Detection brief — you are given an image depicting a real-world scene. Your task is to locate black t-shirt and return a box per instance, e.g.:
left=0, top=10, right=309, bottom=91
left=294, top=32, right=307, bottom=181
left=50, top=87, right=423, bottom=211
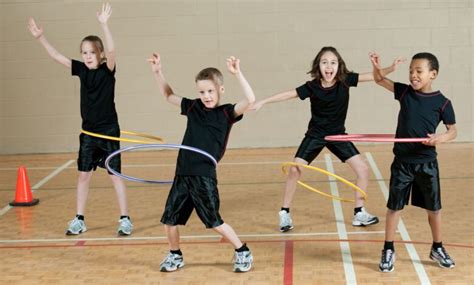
left=393, top=82, right=456, bottom=163
left=296, top=73, right=359, bottom=137
left=71, top=60, right=119, bottom=132
left=175, top=98, right=243, bottom=178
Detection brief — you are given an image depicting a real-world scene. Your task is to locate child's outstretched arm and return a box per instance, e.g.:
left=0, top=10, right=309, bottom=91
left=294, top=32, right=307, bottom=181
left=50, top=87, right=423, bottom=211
left=359, top=54, right=405, bottom=82
left=226, top=56, right=256, bottom=116
left=369, top=52, right=396, bottom=92
left=97, top=3, right=115, bottom=71
left=28, top=18, right=71, bottom=68
left=147, top=53, right=182, bottom=107
left=250, top=90, right=298, bottom=112
left=423, top=124, right=457, bottom=146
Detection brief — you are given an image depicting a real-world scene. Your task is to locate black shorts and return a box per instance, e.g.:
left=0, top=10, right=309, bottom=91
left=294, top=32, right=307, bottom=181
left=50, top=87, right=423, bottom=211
left=295, top=135, right=360, bottom=163
left=161, top=175, right=224, bottom=229
left=387, top=159, right=441, bottom=211
left=77, top=127, right=121, bottom=174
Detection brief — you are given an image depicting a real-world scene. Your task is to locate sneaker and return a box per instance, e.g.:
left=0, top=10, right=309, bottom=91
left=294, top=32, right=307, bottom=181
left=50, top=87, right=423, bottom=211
left=379, top=249, right=395, bottom=273
left=352, top=207, right=379, bottom=226
left=65, top=217, right=87, bottom=235
left=160, top=252, right=185, bottom=272
left=233, top=250, right=253, bottom=272
left=279, top=210, right=294, bottom=232
left=117, top=217, right=133, bottom=236
left=430, top=246, right=455, bottom=268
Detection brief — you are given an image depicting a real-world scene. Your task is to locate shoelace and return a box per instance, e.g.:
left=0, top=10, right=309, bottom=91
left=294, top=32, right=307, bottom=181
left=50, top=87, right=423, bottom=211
left=119, top=219, right=131, bottom=228
left=358, top=210, right=371, bottom=218
left=234, top=252, right=248, bottom=264
left=162, top=253, right=177, bottom=265
left=436, top=248, right=451, bottom=260
left=383, top=250, right=393, bottom=262
left=70, top=219, right=82, bottom=227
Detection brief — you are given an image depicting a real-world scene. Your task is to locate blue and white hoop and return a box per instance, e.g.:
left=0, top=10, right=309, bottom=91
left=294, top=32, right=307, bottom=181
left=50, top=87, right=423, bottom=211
left=105, top=143, right=218, bottom=184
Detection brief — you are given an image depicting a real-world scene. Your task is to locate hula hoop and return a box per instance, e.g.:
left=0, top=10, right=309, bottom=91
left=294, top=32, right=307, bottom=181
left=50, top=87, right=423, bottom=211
left=281, top=162, right=367, bottom=203
left=81, top=129, right=165, bottom=144
left=325, top=134, right=428, bottom=143
left=105, top=144, right=218, bottom=184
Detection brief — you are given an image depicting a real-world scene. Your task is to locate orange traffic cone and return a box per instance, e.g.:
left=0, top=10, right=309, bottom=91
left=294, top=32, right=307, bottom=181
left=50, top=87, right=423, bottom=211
left=9, top=166, right=39, bottom=206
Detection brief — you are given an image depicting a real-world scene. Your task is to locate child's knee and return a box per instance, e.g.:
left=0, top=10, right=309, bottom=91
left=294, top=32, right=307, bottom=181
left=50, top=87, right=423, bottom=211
left=356, top=163, right=369, bottom=178
left=77, top=172, right=92, bottom=183
left=288, top=166, right=301, bottom=177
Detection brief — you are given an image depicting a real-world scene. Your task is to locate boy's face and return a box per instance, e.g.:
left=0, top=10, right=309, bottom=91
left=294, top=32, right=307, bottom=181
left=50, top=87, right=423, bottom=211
left=81, top=41, right=102, bottom=69
left=319, top=51, right=339, bottom=83
left=409, top=58, right=437, bottom=91
left=196, top=79, right=223, bottom=108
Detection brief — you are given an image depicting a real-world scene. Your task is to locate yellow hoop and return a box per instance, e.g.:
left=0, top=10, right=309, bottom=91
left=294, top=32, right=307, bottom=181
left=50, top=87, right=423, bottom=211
left=281, top=162, right=367, bottom=203
left=81, top=129, right=165, bottom=144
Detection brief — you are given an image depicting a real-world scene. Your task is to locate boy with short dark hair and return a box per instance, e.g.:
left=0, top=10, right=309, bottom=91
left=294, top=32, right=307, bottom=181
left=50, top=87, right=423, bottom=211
left=370, top=52, right=457, bottom=273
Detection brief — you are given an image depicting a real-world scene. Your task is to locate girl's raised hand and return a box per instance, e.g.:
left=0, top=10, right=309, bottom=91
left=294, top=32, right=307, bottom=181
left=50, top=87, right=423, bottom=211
left=28, top=18, right=43, bottom=39
left=226, top=56, right=241, bottom=75
left=147, top=53, right=162, bottom=73
left=369, top=51, right=381, bottom=68
left=97, top=3, right=112, bottom=24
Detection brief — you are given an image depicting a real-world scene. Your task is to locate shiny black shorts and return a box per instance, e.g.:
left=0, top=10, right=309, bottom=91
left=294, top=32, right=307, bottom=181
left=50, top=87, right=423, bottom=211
left=77, top=128, right=121, bottom=174
left=387, top=159, right=441, bottom=211
left=295, top=135, right=360, bottom=163
left=161, top=175, right=224, bottom=229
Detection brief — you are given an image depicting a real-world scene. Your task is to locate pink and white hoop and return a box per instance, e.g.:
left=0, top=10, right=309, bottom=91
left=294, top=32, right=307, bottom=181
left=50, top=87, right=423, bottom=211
left=325, top=134, right=429, bottom=143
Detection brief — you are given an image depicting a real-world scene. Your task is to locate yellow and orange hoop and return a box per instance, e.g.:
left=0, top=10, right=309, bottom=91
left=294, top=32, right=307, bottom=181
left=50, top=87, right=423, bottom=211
left=81, top=129, right=164, bottom=144
left=281, top=162, right=367, bottom=203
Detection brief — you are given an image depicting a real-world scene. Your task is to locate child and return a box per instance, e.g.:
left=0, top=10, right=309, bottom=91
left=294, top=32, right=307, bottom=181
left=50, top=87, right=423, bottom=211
left=252, top=46, right=402, bottom=232
left=148, top=53, right=255, bottom=272
left=28, top=3, right=133, bottom=236
left=370, top=52, right=457, bottom=272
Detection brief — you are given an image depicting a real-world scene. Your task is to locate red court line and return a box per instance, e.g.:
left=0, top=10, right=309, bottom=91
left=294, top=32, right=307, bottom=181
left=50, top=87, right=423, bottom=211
left=283, top=240, right=293, bottom=285
left=1, top=238, right=472, bottom=250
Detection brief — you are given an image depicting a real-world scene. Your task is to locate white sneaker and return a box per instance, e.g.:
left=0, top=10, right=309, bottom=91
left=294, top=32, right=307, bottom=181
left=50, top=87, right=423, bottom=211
left=279, top=210, right=294, bottom=232
left=66, top=217, right=87, bottom=235
left=430, top=246, right=455, bottom=268
left=117, top=217, right=133, bottom=236
left=379, top=249, right=395, bottom=272
left=233, top=250, right=253, bottom=272
left=160, top=252, right=185, bottom=272
left=352, top=207, right=379, bottom=226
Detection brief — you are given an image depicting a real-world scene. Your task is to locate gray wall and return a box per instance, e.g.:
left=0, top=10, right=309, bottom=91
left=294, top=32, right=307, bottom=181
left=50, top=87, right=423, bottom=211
left=1, top=0, right=473, bottom=154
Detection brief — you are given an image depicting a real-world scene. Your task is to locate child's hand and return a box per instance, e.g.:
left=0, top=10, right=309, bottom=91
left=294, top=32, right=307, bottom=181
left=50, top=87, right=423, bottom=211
left=97, top=3, right=112, bottom=24
left=28, top=18, right=44, bottom=39
left=422, top=133, right=442, bottom=146
left=226, top=56, right=241, bottom=75
left=391, top=56, right=406, bottom=70
left=147, top=53, right=162, bottom=73
left=369, top=51, right=381, bottom=69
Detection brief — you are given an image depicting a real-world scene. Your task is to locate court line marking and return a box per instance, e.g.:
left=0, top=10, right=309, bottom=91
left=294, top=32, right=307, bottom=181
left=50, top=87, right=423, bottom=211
left=365, top=153, right=431, bottom=285
left=326, top=154, right=357, bottom=285
left=1, top=237, right=472, bottom=250
left=0, top=160, right=75, bottom=218
left=284, top=240, right=293, bottom=285
left=0, top=230, right=388, bottom=244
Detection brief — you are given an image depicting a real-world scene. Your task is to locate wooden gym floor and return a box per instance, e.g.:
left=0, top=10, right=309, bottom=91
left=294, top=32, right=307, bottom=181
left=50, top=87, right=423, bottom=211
left=0, top=143, right=473, bottom=284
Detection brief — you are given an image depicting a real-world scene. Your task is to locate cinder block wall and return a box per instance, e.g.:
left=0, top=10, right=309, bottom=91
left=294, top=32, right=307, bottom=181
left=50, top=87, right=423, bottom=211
left=1, top=0, right=472, bottom=154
